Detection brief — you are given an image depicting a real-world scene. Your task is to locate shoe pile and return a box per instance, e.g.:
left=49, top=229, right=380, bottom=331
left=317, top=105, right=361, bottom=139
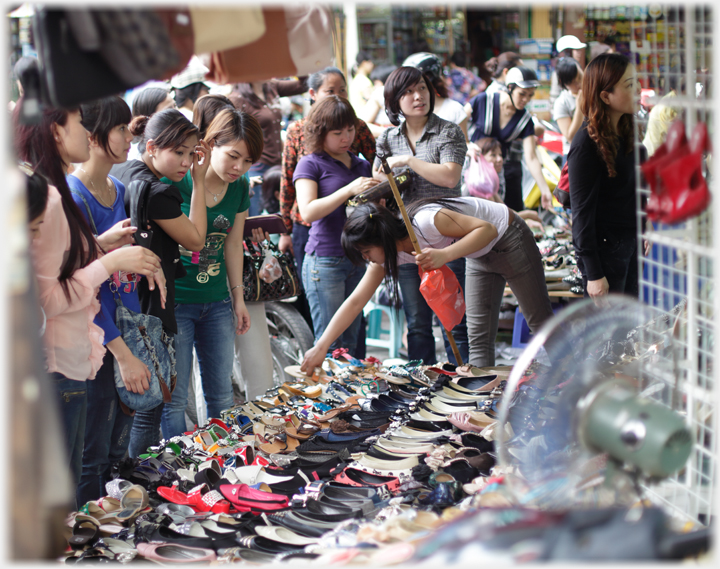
left=63, top=355, right=522, bottom=564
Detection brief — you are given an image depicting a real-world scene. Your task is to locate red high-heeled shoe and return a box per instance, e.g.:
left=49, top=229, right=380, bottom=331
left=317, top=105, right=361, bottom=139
left=657, top=122, right=711, bottom=224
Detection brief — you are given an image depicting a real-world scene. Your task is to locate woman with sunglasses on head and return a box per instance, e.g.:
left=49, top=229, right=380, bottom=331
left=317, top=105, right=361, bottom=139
left=160, top=108, right=265, bottom=438
left=466, top=66, right=553, bottom=213
left=568, top=53, right=643, bottom=304
left=68, top=96, right=162, bottom=505
left=111, top=108, right=211, bottom=456
left=372, top=65, right=469, bottom=366
left=14, top=103, right=162, bottom=506
left=299, top=198, right=553, bottom=372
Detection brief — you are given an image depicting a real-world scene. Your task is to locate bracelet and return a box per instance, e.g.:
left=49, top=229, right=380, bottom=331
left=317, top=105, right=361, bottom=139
left=230, top=285, right=242, bottom=292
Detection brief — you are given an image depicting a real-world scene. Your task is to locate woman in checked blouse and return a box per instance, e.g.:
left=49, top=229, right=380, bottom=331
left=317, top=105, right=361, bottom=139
left=372, top=66, right=469, bottom=366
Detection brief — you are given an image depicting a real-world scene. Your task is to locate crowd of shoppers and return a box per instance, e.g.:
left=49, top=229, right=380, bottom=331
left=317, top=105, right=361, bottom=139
left=14, top=34, right=648, bottom=508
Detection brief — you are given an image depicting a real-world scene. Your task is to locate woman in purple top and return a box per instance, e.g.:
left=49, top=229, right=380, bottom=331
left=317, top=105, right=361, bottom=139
left=294, top=96, right=379, bottom=350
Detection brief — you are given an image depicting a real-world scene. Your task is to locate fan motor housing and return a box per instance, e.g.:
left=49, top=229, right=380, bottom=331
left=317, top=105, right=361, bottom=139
left=578, top=380, right=693, bottom=478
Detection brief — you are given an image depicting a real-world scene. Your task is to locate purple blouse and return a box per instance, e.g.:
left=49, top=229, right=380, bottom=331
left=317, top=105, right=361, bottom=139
left=293, top=151, right=372, bottom=256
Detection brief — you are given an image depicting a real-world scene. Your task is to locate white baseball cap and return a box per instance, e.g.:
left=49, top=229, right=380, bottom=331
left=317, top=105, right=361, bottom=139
left=556, top=35, right=587, bottom=53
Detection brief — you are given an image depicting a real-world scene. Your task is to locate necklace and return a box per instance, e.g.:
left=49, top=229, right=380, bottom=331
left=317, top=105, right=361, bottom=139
left=206, top=183, right=228, bottom=203
left=77, top=167, right=115, bottom=210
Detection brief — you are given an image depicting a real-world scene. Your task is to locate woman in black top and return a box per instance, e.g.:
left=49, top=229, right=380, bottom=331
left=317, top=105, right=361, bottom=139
left=567, top=53, right=642, bottom=303
left=111, top=108, right=210, bottom=456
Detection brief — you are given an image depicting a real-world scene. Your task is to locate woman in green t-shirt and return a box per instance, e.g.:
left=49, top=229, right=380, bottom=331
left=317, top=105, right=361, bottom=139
left=161, top=108, right=264, bottom=438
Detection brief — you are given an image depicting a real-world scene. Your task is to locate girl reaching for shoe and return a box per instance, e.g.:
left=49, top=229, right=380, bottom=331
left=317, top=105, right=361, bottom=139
left=14, top=102, right=162, bottom=506
left=300, top=198, right=554, bottom=371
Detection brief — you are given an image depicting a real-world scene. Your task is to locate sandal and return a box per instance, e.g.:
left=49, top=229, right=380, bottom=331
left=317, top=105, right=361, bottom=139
left=68, top=518, right=100, bottom=550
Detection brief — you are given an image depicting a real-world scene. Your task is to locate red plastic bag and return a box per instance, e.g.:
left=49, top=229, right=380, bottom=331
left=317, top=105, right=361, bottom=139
left=465, top=153, right=499, bottom=199
left=418, top=265, right=466, bottom=331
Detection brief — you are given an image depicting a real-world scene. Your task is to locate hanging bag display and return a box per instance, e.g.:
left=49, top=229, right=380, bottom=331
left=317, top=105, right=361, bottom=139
left=242, top=238, right=302, bottom=302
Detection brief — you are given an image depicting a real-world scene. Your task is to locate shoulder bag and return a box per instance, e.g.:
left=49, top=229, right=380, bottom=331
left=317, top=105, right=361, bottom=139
left=74, top=184, right=176, bottom=412
left=243, top=238, right=302, bottom=302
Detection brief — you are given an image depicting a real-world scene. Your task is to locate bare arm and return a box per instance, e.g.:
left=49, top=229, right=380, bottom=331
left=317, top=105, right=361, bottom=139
left=414, top=208, right=498, bottom=271
left=523, top=136, right=553, bottom=210
left=296, top=177, right=379, bottom=223
left=225, top=210, right=251, bottom=335
left=373, top=156, right=463, bottom=189
left=300, top=263, right=386, bottom=371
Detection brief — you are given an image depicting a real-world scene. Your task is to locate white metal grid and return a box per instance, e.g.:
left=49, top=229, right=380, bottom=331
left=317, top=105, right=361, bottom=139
left=631, top=4, right=715, bottom=527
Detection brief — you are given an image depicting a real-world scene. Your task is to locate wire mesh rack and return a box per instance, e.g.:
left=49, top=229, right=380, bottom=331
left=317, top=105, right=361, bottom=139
left=631, top=3, right=715, bottom=528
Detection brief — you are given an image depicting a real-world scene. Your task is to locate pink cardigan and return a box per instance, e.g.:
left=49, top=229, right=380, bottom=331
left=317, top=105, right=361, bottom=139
left=32, top=185, right=109, bottom=381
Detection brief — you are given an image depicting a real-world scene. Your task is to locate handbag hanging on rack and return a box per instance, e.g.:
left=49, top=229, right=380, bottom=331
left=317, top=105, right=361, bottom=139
left=242, top=238, right=302, bottom=302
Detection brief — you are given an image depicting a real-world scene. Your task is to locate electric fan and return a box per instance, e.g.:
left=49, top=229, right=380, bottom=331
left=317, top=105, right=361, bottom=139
left=495, top=295, right=693, bottom=510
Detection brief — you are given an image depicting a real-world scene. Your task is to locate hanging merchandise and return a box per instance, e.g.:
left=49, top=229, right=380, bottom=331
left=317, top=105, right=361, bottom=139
left=189, top=6, right=266, bottom=54
left=32, top=8, right=186, bottom=108
left=154, top=8, right=195, bottom=80
left=205, top=6, right=334, bottom=85
left=642, top=120, right=712, bottom=224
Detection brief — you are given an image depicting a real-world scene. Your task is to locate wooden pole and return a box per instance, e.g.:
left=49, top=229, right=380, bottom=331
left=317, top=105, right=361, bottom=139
left=377, top=154, right=464, bottom=366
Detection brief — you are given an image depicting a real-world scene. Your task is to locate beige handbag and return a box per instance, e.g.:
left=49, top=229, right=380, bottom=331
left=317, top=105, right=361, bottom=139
left=189, top=6, right=266, bottom=54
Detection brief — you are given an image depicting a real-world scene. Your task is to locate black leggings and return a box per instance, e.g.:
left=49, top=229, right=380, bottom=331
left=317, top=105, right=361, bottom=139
left=503, top=160, right=524, bottom=212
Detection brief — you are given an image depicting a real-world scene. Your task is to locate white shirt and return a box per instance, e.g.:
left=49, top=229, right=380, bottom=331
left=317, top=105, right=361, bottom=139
left=552, top=90, right=578, bottom=155
left=397, top=197, right=510, bottom=264
left=434, top=98, right=467, bottom=126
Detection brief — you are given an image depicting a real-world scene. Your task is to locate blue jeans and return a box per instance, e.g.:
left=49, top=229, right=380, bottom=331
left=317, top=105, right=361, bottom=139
left=161, top=298, right=236, bottom=438
left=248, top=162, right=272, bottom=217
left=49, top=372, right=87, bottom=507
left=76, top=350, right=134, bottom=506
left=398, top=258, right=469, bottom=365
left=291, top=224, right=311, bottom=289
left=128, top=403, right=164, bottom=458
left=302, top=253, right=364, bottom=351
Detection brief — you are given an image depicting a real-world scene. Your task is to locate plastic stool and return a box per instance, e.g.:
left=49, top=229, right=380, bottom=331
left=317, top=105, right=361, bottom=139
left=511, top=304, right=561, bottom=348
left=363, top=300, right=404, bottom=359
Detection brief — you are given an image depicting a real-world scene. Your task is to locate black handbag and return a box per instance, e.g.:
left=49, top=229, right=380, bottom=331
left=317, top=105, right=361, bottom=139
left=32, top=8, right=179, bottom=108
left=242, top=239, right=302, bottom=302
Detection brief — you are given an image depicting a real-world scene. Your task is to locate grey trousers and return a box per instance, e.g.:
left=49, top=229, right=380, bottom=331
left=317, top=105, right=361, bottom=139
left=465, top=213, right=554, bottom=366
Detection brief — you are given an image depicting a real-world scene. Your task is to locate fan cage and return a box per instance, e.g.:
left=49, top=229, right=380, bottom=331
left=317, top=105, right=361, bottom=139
left=632, top=4, right=715, bottom=528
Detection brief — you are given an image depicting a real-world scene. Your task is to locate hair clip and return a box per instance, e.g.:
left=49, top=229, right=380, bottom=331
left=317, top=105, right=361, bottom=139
left=18, top=161, right=34, bottom=176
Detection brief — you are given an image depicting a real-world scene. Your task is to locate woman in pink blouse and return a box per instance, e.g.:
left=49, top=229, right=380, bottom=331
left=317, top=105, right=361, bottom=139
left=14, top=102, right=161, bottom=505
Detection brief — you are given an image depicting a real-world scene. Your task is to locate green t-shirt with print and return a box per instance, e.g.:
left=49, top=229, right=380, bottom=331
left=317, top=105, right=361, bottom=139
left=164, top=171, right=250, bottom=304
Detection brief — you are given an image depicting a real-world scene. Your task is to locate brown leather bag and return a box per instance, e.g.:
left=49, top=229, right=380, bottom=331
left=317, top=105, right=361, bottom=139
left=155, top=8, right=195, bottom=80
left=206, top=8, right=295, bottom=84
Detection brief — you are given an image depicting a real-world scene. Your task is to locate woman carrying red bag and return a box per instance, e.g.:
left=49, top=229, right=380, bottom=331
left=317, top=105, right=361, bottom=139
left=300, top=197, right=553, bottom=370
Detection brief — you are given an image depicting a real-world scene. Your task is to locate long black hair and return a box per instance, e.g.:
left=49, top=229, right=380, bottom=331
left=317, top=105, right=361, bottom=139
left=13, top=102, right=101, bottom=300
left=132, top=87, right=170, bottom=118
left=342, top=198, right=465, bottom=305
